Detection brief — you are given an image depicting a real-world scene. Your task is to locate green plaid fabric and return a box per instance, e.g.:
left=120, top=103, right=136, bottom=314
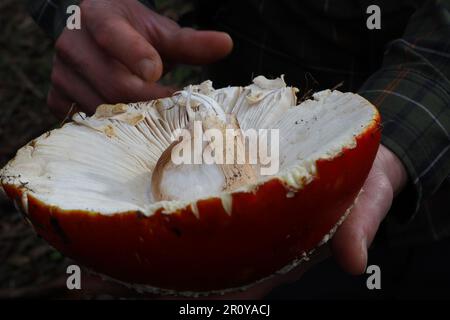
left=27, top=0, right=450, bottom=244
left=357, top=0, right=450, bottom=243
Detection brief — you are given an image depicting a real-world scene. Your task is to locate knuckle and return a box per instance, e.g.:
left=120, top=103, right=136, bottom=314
left=377, top=174, right=393, bottom=193
left=93, top=20, right=115, bottom=49
left=80, top=0, right=106, bottom=18
left=50, top=68, right=64, bottom=90
left=79, top=0, right=101, bottom=21
left=103, top=75, right=139, bottom=103
left=101, top=84, right=123, bottom=103
left=128, top=34, right=146, bottom=54
left=369, top=173, right=394, bottom=202
left=79, top=0, right=91, bottom=13
left=54, top=35, right=70, bottom=59
left=116, top=77, right=141, bottom=101
left=55, top=34, right=80, bottom=68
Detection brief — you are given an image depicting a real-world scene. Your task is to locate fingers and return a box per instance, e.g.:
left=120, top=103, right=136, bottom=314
left=48, top=0, right=231, bottom=119
left=51, top=56, right=104, bottom=114
left=48, top=69, right=173, bottom=120
left=145, top=82, right=178, bottom=98
left=141, top=6, right=233, bottom=65
left=331, top=168, right=394, bottom=275
left=47, top=87, right=75, bottom=120
left=54, top=29, right=173, bottom=107
left=55, top=28, right=141, bottom=103
left=87, top=18, right=163, bottom=82
left=376, top=145, right=409, bottom=195
left=158, top=28, right=233, bottom=65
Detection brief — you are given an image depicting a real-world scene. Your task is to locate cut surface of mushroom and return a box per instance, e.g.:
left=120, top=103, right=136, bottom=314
left=151, top=89, right=257, bottom=202
left=0, top=76, right=378, bottom=216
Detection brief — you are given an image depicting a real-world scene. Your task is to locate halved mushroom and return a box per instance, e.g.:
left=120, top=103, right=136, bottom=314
left=0, top=76, right=380, bottom=295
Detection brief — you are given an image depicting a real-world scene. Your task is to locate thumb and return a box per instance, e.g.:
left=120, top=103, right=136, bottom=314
left=158, top=28, right=233, bottom=65
left=331, top=171, right=393, bottom=275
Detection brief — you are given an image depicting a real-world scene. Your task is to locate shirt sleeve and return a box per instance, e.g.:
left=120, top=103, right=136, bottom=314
left=26, top=0, right=155, bottom=40
left=358, top=0, right=450, bottom=228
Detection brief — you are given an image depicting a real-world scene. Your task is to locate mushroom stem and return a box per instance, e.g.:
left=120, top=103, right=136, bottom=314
left=151, top=138, right=183, bottom=202
left=151, top=92, right=257, bottom=202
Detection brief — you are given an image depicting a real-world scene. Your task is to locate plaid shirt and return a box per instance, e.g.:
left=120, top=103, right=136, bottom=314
left=28, top=0, right=450, bottom=245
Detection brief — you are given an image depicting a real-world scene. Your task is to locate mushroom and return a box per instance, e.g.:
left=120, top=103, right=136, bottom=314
left=0, top=76, right=380, bottom=296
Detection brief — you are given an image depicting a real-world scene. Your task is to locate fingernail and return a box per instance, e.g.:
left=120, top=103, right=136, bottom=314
left=138, top=59, right=155, bottom=82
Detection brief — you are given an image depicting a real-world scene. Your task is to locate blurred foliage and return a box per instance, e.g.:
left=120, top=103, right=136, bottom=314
left=0, top=0, right=56, bottom=167
left=0, top=1, right=68, bottom=298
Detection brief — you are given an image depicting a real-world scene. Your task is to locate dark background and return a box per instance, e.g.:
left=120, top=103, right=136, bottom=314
left=0, top=0, right=65, bottom=299
left=0, top=0, right=199, bottom=299
left=1, top=0, right=449, bottom=299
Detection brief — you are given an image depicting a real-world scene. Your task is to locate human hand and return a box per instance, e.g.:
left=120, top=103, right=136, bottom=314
left=222, top=144, right=408, bottom=298
left=331, top=143, right=407, bottom=274
left=48, top=0, right=233, bottom=118
left=63, top=145, right=408, bottom=299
